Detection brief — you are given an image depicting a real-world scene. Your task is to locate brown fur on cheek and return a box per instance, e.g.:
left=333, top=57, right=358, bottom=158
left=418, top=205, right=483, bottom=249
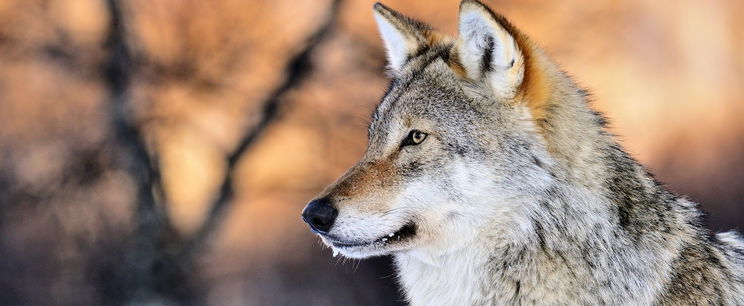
left=321, top=156, right=403, bottom=213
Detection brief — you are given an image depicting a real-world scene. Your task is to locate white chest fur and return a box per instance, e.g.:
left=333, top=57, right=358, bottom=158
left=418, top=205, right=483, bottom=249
left=394, top=248, right=497, bottom=306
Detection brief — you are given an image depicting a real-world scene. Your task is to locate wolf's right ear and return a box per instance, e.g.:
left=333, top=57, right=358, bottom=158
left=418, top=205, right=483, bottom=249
left=457, top=0, right=525, bottom=99
left=373, top=2, right=430, bottom=74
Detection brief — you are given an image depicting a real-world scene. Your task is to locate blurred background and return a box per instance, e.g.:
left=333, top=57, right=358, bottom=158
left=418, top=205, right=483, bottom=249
left=0, top=0, right=742, bottom=305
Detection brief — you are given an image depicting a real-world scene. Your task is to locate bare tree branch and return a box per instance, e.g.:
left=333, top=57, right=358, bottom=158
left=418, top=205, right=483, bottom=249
left=102, top=0, right=178, bottom=303
left=100, top=0, right=342, bottom=302
left=177, top=0, right=343, bottom=261
left=103, top=0, right=168, bottom=233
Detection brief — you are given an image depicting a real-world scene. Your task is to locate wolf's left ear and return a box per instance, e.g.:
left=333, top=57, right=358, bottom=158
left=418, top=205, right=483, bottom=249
left=373, top=2, right=431, bottom=74
left=457, top=0, right=524, bottom=99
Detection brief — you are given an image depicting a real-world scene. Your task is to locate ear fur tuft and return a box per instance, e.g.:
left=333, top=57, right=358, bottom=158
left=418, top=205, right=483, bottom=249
left=372, top=2, right=431, bottom=74
left=457, top=0, right=525, bottom=99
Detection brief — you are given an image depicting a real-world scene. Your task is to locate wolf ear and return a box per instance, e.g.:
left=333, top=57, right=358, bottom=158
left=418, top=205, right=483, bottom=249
left=373, top=2, right=430, bottom=74
left=457, top=0, right=524, bottom=99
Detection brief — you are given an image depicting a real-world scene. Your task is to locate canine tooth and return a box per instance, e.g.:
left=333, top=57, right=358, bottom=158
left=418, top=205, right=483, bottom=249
left=382, top=238, right=388, bottom=242
left=332, top=249, right=339, bottom=257
left=388, top=233, right=394, bottom=237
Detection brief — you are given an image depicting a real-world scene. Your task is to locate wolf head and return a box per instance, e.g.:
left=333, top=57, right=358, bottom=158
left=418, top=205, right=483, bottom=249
left=303, top=0, right=564, bottom=259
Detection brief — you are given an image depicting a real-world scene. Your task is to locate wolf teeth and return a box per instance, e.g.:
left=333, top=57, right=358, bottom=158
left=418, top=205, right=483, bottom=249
left=388, top=233, right=395, bottom=237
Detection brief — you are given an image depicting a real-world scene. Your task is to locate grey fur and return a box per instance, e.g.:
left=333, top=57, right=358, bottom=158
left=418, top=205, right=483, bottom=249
left=303, top=1, right=744, bottom=304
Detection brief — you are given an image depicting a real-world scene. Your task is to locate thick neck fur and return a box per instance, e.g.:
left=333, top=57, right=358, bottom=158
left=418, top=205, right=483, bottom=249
left=394, top=51, right=743, bottom=305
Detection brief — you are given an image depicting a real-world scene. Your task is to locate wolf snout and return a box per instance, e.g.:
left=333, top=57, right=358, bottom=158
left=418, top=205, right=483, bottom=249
left=301, top=197, right=338, bottom=234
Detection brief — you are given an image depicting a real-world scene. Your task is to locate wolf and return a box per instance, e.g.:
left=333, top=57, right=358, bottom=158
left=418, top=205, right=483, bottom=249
left=301, top=0, right=744, bottom=304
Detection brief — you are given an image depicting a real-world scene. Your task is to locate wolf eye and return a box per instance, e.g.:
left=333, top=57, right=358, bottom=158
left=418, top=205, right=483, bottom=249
left=401, top=130, right=427, bottom=147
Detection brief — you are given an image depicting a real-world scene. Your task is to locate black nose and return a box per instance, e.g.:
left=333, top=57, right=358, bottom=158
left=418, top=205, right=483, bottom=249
left=302, top=197, right=337, bottom=234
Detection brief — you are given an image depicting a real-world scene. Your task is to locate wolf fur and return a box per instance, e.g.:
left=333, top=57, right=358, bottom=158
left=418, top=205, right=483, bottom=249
left=302, top=0, right=744, bottom=304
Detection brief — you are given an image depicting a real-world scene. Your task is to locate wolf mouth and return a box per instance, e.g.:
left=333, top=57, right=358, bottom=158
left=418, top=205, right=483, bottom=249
left=330, top=222, right=417, bottom=249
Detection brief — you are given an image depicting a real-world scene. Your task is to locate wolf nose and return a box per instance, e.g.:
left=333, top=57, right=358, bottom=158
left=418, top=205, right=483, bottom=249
left=302, top=197, right=338, bottom=234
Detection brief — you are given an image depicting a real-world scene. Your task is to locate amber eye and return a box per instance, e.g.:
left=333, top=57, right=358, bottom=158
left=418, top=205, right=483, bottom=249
left=401, top=130, right=428, bottom=147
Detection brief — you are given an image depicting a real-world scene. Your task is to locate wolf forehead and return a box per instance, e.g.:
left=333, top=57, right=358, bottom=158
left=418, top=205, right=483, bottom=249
left=367, top=46, right=484, bottom=140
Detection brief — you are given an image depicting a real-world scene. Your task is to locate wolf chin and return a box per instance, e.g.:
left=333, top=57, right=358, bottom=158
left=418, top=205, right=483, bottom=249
left=301, top=0, right=744, bottom=304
